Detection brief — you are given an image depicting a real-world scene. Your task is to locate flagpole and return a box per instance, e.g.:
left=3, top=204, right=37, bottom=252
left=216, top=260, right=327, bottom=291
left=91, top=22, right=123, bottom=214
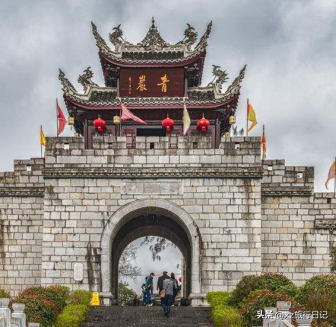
left=40, top=125, right=42, bottom=158
left=334, top=156, right=336, bottom=194
left=246, top=98, right=249, bottom=137
left=56, top=98, right=58, bottom=137
left=119, top=97, right=122, bottom=137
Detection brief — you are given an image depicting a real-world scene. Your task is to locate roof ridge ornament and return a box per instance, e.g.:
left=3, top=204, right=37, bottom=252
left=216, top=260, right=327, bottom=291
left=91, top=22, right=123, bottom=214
left=91, top=21, right=111, bottom=53
left=223, top=65, right=247, bottom=96
left=208, top=65, right=229, bottom=92
left=175, top=23, right=198, bottom=50
left=195, top=21, right=212, bottom=50
left=58, top=69, right=77, bottom=94
left=138, top=17, right=169, bottom=51
left=78, top=67, right=99, bottom=92
left=109, top=24, right=125, bottom=48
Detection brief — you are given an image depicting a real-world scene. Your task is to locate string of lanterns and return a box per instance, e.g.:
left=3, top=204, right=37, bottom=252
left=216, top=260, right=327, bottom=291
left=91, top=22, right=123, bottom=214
left=84, top=113, right=236, bottom=134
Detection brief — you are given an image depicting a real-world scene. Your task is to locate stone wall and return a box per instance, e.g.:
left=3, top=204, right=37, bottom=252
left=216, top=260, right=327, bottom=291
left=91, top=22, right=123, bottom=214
left=261, top=159, right=336, bottom=285
left=41, top=136, right=262, bottom=297
left=0, top=136, right=335, bottom=298
left=0, top=159, right=44, bottom=295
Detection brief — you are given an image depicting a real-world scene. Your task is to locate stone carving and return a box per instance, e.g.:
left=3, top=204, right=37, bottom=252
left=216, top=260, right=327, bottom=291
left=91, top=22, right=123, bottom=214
left=58, top=69, right=77, bottom=94
left=138, top=17, right=168, bottom=51
left=91, top=21, right=110, bottom=53
left=195, top=21, right=212, bottom=50
left=177, top=23, right=198, bottom=50
left=78, top=67, right=98, bottom=92
left=223, top=65, right=246, bottom=96
left=208, top=65, right=229, bottom=91
left=109, top=24, right=124, bottom=46
left=121, top=182, right=183, bottom=195
left=0, top=187, right=45, bottom=197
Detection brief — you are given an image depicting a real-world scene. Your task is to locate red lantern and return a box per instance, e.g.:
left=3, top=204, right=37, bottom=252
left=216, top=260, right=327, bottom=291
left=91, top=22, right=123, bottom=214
left=162, top=115, right=174, bottom=133
left=197, top=115, right=210, bottom=132
left=93, top=116, right=106, bottom=133
left=179, top=277, right=182, bottom=283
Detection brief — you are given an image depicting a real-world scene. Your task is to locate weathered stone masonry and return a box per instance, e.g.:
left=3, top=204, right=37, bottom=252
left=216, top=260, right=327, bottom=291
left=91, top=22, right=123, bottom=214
left=0, top=136, right=335, bottom=304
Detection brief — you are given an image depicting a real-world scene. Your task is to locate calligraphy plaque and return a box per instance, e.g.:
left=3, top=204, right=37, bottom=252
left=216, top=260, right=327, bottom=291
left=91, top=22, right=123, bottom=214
left=119, top=68, right=185, bottom=97
left=121, top=182, right=183, bottom=195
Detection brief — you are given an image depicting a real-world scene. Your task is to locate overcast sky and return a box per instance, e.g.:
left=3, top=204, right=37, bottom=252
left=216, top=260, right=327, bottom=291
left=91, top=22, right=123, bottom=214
left=1, top=0, right=336, bottom=191
left=120, top=238, right=182, bottom=294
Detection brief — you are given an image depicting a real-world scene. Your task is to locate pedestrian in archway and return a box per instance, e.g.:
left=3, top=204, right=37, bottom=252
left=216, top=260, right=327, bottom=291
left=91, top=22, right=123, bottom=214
left=170, top=272, right=180, bottom=304
left=142, top=272, right=155, bottom=306
left=161, top=274, right=174, bottom=317
left=157, top=271, right=169, bottom=305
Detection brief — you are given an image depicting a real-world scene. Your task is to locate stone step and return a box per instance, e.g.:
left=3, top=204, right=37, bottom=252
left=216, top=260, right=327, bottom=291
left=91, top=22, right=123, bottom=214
left=82, top=306, right=213, bottom=327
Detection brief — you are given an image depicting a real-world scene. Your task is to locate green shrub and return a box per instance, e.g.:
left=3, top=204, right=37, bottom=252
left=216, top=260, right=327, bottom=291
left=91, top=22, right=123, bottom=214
left=240, top=290, right=304, bottom=327
left=0, top=289, right=10, bottom=298
left=206, top=292, right=243, bottom=327
left=12, top=294, right=58, bottom=327
left=297, top=275, right=336, bottom=327
left=67, top=290, right=91, bottom=306
left=231, top=273, right=295, bottom=307
left=212, top=305, right=243, bottom=327
left=19, top=286, right=69, bottom=314
left=206, top=291, right=231, bottom=307
left=231, top=275, right=268, bottom=306
left=55, top=304, right=89, bottom=327
left=118, top=282, right=137, bottom=305
left=48, top=285, right=70, bottom=300
left=262, top=273, right=295, bottom=292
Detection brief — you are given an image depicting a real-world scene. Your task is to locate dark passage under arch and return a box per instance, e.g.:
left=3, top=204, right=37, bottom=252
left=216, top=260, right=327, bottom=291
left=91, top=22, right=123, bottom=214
left=111, top=214, right=192, bottom=302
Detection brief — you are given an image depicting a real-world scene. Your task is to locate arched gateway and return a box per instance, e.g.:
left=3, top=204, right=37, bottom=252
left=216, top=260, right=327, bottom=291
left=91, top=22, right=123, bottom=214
left=100, top=199, right=202, bottom=305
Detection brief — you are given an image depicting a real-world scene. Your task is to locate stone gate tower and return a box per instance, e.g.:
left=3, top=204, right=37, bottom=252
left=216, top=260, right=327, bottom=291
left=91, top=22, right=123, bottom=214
left=0, top=19, right=335, bottom=306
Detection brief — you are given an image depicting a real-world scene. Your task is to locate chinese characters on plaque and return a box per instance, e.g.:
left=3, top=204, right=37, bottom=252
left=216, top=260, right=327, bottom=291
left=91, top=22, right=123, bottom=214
left=120, top=68, right=184, bottom=97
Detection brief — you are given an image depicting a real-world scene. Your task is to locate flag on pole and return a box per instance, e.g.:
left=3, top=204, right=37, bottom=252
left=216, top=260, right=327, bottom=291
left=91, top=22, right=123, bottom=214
left=182, top=102, right=190, bottom=135
left=261, top=124, right=266, bottom=159
left=57, top=99, right=67, bottom=136
left=247, top=100, right=258, bottom=132
left=40, top=125, right=46, bottom=146
left=120, top=103, right=147, bottom=124
left=325, top=161, right=336, bottom=190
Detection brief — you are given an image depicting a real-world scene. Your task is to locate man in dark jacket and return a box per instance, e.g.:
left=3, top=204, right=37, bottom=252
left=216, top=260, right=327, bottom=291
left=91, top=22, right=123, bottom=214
left=157, top=271, right=169, bottom=291
left=142, top=272, right=155, bottom=305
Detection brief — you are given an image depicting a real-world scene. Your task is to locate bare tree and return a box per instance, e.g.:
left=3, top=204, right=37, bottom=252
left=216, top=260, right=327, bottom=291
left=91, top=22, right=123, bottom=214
left=118, top=243, right=141, bottom=280
left=140, top=236, right=176, bottom=261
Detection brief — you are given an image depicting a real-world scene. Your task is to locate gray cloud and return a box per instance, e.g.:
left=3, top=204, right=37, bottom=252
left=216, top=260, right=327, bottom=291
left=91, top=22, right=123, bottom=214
left=1, top=0, right=336, bottom=193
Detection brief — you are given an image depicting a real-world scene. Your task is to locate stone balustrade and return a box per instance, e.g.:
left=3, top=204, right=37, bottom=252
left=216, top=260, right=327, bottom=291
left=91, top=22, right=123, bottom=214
left=0, top=299, right=39, bottom=327
left=259, top=301, right=313, bottom=327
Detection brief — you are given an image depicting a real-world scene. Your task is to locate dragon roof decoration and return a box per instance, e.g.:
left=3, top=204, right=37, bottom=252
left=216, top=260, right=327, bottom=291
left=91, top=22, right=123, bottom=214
left=91, top=18, right=212, bottom=63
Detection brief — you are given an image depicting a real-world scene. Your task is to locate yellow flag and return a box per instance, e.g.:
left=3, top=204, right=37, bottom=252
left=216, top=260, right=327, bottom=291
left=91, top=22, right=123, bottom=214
left=247, top=101, right=257, bottom=132
left=40, top=125, right=46, bottom=146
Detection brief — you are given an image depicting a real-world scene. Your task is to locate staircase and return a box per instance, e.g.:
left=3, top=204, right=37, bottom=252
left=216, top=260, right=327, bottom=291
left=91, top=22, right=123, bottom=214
left=82, top=306, right=213, bottom=327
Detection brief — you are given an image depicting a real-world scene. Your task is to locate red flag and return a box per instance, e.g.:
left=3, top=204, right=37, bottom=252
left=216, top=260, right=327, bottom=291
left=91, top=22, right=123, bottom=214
left=57, top=99, right=67, bottom=136
left=120, top=103, right=147, bottom=125
left=261, top=124, right=266, bottom=159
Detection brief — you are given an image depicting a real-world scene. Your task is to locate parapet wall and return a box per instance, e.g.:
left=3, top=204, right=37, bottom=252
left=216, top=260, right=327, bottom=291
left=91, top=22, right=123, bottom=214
left=0, top=136, right=335, bottom=295
left=44, top=135, right=261, bottom=168
left=0, top=158, right=44, bottom=294
left=260, top=159, right=336, bottom=284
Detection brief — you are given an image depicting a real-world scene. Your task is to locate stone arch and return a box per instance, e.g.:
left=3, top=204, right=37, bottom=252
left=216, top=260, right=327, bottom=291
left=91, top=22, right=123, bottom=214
left=100, top=199, right=201, bottom=305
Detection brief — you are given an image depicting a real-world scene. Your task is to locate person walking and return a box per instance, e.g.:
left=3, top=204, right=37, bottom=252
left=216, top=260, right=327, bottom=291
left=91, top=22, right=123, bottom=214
left=157, top=271, right=169, bottom=306
left=161, top=274, right=174, bottom=317
left=157, top=271, right=169, bottom=292
left=170, top=272, right=180, bottom=304
left=142, top=272, right=155, bottom=306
